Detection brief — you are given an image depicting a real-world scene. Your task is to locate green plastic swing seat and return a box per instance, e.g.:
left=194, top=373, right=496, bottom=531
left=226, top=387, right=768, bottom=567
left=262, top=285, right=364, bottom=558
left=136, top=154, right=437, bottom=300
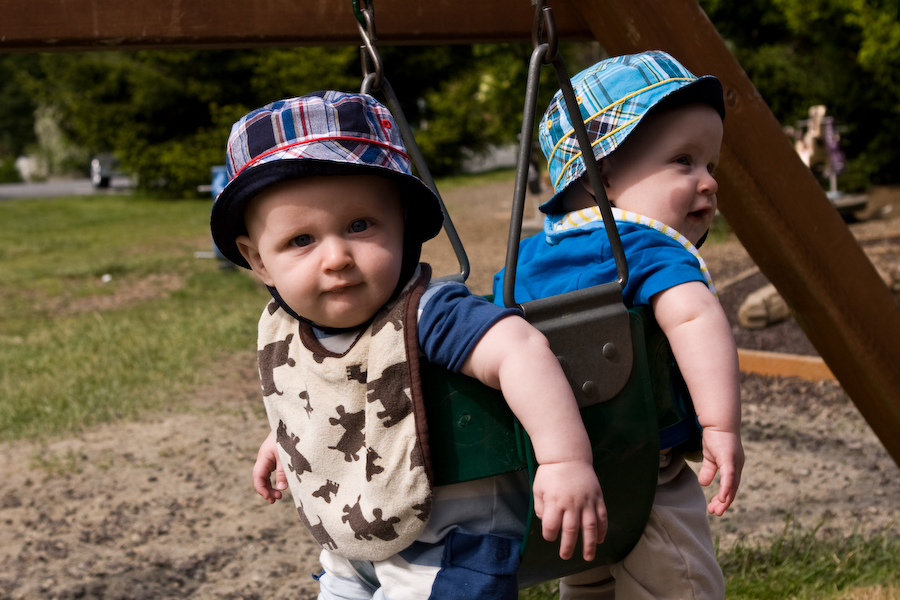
left=422, top=304, right=698, bottom=588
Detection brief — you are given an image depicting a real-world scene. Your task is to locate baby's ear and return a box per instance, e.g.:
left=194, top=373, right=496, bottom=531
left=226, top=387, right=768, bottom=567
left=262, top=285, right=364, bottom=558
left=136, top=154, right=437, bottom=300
left=236, top=235, right=274, bottom=286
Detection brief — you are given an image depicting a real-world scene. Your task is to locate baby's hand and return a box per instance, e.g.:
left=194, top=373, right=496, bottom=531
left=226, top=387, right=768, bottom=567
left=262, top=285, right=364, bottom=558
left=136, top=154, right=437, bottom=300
left=253, top=432, right=288, bottom=504
left=696, top=428, right=744, bottom=516
left=532, top=460, right=607, bottom=561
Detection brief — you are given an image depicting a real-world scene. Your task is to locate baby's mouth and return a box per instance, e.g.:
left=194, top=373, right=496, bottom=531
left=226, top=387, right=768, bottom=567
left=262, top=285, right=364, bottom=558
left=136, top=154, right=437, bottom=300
left=688, top=207, right=712, bottom=222
left=327, top=282, right=357, bottom=294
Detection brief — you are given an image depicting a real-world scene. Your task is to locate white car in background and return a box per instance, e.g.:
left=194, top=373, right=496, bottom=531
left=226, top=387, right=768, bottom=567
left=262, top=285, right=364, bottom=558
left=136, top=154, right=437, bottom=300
left=90, top=154, right=120, bottom=188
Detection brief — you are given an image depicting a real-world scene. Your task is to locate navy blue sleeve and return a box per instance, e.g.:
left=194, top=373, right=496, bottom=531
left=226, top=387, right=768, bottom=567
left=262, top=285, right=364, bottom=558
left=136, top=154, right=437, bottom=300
left=417, top=282, right=521, bottom=373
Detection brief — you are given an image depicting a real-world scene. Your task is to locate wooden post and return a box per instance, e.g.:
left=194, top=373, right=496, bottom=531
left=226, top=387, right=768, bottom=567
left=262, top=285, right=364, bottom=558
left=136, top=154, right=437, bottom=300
left=568, top=0, right=900, bottom=466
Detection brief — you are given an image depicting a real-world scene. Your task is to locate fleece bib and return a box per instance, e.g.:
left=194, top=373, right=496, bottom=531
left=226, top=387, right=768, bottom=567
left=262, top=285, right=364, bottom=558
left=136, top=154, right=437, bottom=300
left=256, top=265, right=434, bottom=561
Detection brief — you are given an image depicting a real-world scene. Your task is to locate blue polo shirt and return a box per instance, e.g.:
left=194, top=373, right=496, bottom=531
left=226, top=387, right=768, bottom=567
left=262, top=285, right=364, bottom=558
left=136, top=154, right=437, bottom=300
left=492, top=220, right=708, bottom=308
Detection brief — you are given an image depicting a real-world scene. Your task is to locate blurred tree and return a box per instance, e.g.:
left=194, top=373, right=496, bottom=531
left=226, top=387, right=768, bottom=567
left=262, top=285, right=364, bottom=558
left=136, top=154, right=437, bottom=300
left=20, top=50, right=261, bottom=194
left=378, top=42, right=593, bottom=175
left=384, top=44, right=534, bottom=175
left=12, top=41, right=593, bottom=194
left=6, top=5, right=899, bottom=194
left=0, top=54, right=40, bottom=181
left=701, top=0, right=900, bottom=190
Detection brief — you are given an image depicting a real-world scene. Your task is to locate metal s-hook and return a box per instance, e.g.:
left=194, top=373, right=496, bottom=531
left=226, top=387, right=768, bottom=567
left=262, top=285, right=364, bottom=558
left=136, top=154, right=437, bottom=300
left=355, top=0, right=384, bottom=93
left=531, top=1, right=558, bottom=64
left=359, top=36, right=384, bottom=93
left=351, top=0, right=376, bottom=39
left=530, top=0, right=546, bottom=48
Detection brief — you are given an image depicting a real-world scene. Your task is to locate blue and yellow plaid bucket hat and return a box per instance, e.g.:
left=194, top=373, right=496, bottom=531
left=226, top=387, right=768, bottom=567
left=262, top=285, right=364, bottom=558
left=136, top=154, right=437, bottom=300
left=538, top=51, right=724, bottom=213
left=211, top=91, right=444, bottom=268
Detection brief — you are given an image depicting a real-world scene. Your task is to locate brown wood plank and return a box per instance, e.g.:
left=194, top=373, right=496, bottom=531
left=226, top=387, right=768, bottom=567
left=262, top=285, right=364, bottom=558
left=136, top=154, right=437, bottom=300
left=738, top=350, right=836, bottom=382
left=0, top=0, right=591, bottom=52
left=569, top=0, right=900, bottom=466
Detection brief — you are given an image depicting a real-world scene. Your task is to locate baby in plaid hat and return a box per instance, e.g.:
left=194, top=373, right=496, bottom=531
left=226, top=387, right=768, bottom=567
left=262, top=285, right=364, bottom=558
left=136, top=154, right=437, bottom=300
left=494, top=51, right=744, bottom=599
left=211, top=91, right=605, bottom=599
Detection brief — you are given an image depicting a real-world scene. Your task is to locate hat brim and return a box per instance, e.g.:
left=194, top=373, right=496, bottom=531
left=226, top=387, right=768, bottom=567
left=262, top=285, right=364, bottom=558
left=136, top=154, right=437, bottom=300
left=539, top=75, right=724, bottom=215
left=210, top=159, right=444, bottom=268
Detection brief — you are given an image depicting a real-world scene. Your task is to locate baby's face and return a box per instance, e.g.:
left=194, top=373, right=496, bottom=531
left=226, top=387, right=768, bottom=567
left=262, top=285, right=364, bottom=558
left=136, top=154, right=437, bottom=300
left=599, top=103, right=723, bottom=246
left=239, top=175, right=405, bottom=329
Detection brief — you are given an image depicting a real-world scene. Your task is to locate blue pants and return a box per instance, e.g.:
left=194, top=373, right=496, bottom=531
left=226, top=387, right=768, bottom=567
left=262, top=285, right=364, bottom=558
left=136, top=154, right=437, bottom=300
left=317, top=531, right=520, bottom=600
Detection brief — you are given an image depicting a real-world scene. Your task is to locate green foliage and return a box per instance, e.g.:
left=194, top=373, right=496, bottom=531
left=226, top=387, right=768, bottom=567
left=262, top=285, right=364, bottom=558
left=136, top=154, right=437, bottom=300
left=6, top=41, right=600, bottom=194
left=519, top=581, right=559, bottom=599
left=701, top=0, right=900, bottom=190
left=4, top=6, right=900, bottom=193
left=516, top=518, right=900, bottom=599
left=18, top=50, right=263, bottom=195
left=0, top=157, right=22, bottom=183
left=250, top=46, right=361, bottom=99
left=414, top=45, right=529, bottom=174
left=0, top=54, right=39, bottom=159
left=0, top=194, right=268, bottom=440
left=721, top=518, right=900, bottom=599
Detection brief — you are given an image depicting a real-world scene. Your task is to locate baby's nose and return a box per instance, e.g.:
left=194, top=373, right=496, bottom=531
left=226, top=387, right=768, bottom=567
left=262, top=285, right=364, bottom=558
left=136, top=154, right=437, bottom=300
left=700, top=172, right=718, bottom=195
left=321, top=238, right=354, bottom=271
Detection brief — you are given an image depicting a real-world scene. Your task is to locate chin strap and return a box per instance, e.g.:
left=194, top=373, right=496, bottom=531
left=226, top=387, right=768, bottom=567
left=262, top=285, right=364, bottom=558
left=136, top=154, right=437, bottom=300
left=695, top=229, right=709, bottom=249
left=264, top=237, right=422, bottom=333
left=266, top=286, right=369, bottom=335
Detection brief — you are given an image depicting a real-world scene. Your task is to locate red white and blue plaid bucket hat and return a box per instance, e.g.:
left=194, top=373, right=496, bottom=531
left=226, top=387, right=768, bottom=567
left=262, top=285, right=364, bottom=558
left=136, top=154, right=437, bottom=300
left=538, top=51, right=725, bottom=214
left=211, top=91, right=444, bottom=268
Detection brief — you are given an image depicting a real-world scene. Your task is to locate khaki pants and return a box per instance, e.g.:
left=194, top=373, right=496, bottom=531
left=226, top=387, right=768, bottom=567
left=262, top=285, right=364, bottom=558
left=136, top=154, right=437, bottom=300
left=559, top=455, right=724, bottom=600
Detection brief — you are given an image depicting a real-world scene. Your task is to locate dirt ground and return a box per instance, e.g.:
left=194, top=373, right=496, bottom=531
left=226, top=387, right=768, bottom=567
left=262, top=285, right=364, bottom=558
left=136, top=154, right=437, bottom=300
left=2, top=182, right=900, bottom=599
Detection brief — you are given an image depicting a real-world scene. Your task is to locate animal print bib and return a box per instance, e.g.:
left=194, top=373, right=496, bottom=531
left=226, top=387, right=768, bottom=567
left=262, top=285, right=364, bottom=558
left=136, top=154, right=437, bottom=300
left=256, top=265, right=433, bottom=561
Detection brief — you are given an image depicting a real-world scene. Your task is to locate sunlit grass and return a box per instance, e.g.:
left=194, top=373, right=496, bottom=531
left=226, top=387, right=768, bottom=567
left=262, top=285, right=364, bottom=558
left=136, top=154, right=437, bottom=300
left=516, top=517, right=900, bottom=599
left=435, top=166, right=519, bottom=191
left=720, top=517, right=900, bottom=599
left=0, top=194, right=269, bottom=440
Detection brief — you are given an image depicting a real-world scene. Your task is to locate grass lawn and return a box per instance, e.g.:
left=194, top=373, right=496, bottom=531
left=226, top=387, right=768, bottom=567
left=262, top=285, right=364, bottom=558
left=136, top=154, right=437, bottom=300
left=0, top=193, right=269, bottom=441
left=1, top=186, right=897, bottom=598
left=520, top=517, right=900, bottom=599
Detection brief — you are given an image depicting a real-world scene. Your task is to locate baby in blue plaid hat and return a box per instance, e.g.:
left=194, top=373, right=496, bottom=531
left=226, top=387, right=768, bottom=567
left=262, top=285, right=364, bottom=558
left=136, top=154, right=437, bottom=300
left=494, top=51, right=744, bottom=600
left=210, top=91, right=606, bottom=599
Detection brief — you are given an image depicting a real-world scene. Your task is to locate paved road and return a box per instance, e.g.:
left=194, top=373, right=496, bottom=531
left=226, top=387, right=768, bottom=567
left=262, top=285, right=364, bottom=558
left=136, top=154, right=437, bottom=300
left=0, top=177, right=134, bottom=200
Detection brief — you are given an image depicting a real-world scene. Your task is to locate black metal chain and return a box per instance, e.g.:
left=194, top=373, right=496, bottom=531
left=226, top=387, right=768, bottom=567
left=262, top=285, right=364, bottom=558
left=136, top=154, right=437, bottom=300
left=353, top=1, right=470, bottom=283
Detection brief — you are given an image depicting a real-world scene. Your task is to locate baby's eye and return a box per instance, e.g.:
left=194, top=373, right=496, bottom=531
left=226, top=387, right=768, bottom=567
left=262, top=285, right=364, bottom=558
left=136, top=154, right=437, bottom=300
left=292, top=234, right=313, bottom=247
left=349, top=219, right=370, bottom=233
left=707, top=163, right=717, bottom=176
left=676, top=155, right=691, bottom=166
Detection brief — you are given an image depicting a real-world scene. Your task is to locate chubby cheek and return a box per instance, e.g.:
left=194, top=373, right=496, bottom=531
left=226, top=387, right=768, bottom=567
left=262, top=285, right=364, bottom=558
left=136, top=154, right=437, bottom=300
left=371, top=239, right=405, bottom=286
left=377, top=257, right=404, bottom=297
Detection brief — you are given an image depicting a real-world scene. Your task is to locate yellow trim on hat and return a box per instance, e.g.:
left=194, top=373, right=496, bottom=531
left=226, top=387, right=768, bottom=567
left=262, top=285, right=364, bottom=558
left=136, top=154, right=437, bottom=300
left=553, top=115, right=640, bottom=190
left=547, top=77, right=695, bottom=189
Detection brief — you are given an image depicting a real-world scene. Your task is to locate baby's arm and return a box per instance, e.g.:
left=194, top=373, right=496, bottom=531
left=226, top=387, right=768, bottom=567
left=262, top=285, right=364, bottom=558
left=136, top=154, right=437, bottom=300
left=252, top=431, right=288, bottom=504
left=461, top=315, right=607, bottom=561
left=651, top=281, right=744, bottom=516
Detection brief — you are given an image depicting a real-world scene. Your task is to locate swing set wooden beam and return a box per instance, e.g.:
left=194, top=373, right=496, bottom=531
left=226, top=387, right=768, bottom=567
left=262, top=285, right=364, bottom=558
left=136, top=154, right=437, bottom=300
left=3, top=0, right=899, bottom=467
left=0, top=0, right=593, bottom=52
